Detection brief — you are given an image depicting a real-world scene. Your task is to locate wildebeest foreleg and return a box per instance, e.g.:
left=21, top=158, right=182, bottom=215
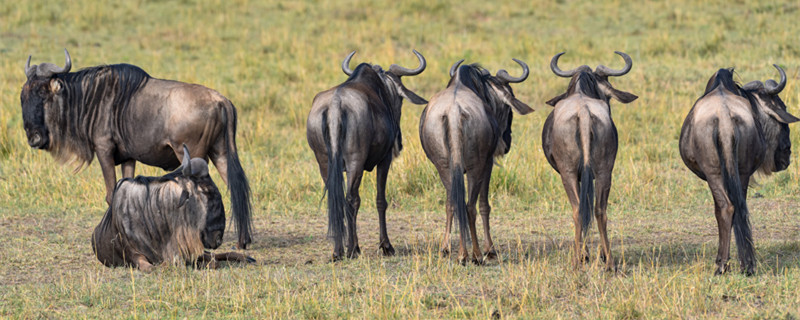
left=132, top=254, right=154, bottom=273
left=479, top=163, right=496, bottom=260
left=561, top=172, right=588, bottom=268
left=708, top=176, right=733, bottom=275
left=594, top=172, right=615, bottom=271
left=375, top=158, right=396, bottom=256
left=121, top=160, right=136, bottom=178
left=96, top=149, right=118, bottom=205
left=196, top=251, right=256, bottom=269
left=345, top=165, right=364, bottom=259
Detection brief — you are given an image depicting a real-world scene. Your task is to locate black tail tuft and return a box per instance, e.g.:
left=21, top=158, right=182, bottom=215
left=579, top=163, right=595, bottom=238
left=323, top=112, right=347, bottom=244
left=715, top=128, right=756, bottom=274
left=451, top=165, right=470, bottom=246
left=223, top=102, right=252, bottom=249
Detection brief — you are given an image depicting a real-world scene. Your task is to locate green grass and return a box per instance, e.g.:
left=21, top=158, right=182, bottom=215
left=2, top=0, right=800, bottom=318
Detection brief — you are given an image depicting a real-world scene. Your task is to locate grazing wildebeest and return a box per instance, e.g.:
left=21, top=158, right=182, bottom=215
left=92, top=146, right=255, bottom=272
left=542, top=51, right=638, bottom=270
left=307, top=50, right=428, bottom=260
left=20, top=49, right=252, bottom=249
left=679, top=65, right=797, bottom=276
left=419, top=59, right=533, bottom=264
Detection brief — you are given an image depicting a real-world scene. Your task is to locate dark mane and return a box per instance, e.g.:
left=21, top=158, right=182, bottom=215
left=702, top=68, right=759, bottom=112
left=571, top=71, right=605, bottom=101
left=50, top=64, right=151, bottom=167
left=451, top=64, right=501, bottom=108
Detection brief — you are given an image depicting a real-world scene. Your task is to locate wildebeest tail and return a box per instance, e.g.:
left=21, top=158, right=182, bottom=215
left=714, top=123, right=755, bottom=273
left=445, top=112, right=470, bottom=246
left=323, top=103, right=347, bottom=244
left=222, top=101, right=253, bottom=249
left=578, top=109, right=595, bottom=237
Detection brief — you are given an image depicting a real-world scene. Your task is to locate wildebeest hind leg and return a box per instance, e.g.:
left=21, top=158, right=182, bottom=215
left=345, top=165, right=364, bottom=258
left=208, top=147, right=229, bottom=185
left=466, top=170, right=482, bottom=264
left=436, top=166, right=454, bottom=257
left=594, top=172, right=615, bottom=271
left=375, top=158, right=395, bottom=256
left=708, top=176, right=733, bottom=275
left=479, top=163, right=496, bottom=260
left=560, top=173, right=586, bottom=268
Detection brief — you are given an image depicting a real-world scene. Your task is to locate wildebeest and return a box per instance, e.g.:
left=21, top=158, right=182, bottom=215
left=679, top=65, right=797, bottom=276
left=92, top=145, right=255, bottom=272
left=542, top=51, right=638, bottom=270
left=419, top=59, right=533, bottom=264
left=20, top=49, right=253, bottom=249
left=307, top=50, right=428, bottom=260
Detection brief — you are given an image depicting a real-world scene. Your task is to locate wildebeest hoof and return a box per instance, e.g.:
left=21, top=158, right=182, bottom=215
left=330, top=253, right=344, bottom=262
left=472, top=257, right=483, bottom=265
left=484, top=250, right=498, bottom=260
left=346, top=246, right=361, bottom=259
left=742, top=267, right=755, bottom=277
left=236, top=242, right=248, bottom=250
left=440, top=248, right=450, bottom=257
left=245, top=256, right=257, bottom=263
left=379, top=244, right=395, bottom=256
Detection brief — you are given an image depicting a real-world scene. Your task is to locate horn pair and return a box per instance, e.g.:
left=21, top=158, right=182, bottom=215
left=342, top=50, right=427, bottom=77
left=25, top=48, right=72, bottom=78
left=448, top=59, right=529, bottom=84
left=550, top=51, right=632, bottom=78
left=739, top=64, right=787, bottom=95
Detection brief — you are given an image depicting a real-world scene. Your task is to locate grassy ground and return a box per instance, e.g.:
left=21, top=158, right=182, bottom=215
left=1, top=0, right=799, bottom=318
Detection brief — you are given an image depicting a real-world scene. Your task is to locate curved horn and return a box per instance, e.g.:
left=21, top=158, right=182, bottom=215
left=25, top=55, right=33, bottom=77
left=341, top=50, right=356, bottom=76
left=595, top=51, right=632, bottom=77
left=765, top=64, right=787, bottom=95
left=449, top=59, right=465, bottom=78
left=496, top=58, right=529, bottom=84
left=35, top=49, right=72, bottom=78
left=182, top=144, right=192, bottom=176
left=550, top=52, right=581, bottom=78
left=388, top=49, right=426, bottom=77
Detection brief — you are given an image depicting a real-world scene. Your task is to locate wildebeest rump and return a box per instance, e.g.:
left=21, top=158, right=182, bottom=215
left=20, top=49, right=253, bottom=249
left=679, top=66, right=798, bottom=275
left=92, top=145, right=255, bottom=272
left=542, top=51, right=638, bottom=270
left=307, top=50, right=428, bottom=260
left=419, top=59, right=533, bottom=264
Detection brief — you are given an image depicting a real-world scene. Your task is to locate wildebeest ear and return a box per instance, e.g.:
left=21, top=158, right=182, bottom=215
left=764, top=106, right=800, bottom=124
left=181, top=144, right=192, bottom=177
left=178, top=189, right=190, bottom=207
left=546, top=93, right=567, bottom=107
left=608, top=87, right=638, bottom=104
left=399, top=85, right=428, bottom=105
left=510, top=98, right=534, bottom=115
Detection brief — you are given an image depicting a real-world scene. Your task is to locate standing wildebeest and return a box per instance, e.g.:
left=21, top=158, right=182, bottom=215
left=542, top=52, right=638, bottom=270
left=20, top=49, right=252, bottom=249
left=92, top=146, right=255, bottom=272
left=419, top=59, right=533, bottom=264
left=307, top=50, right=428, bottom=260
left=679, top=66, right=797, bottom=276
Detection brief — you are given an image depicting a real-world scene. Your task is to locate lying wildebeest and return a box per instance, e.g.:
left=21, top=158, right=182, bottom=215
left=542, top=51, right=638, bottom=270
left=679, top=65, right=797, bottom=276
left=307, top=50, right=428, bottom=260
left=92, top=146, right=255, bottom=272
left=21, top=49, right=252, bottom=249
left=419, top=59, right=533, bottom=264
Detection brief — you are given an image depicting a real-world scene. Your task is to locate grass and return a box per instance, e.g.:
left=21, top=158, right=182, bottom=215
left=1, top=0, right=800, bottom=318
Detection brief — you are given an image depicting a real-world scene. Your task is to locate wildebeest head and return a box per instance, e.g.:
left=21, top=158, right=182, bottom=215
left=741, top=65, right=800, bottom=173
left=546, top=51, right=638, bottom=107
left=447, top=59, right=534, bottom=154
left=341, top=50, right=428, bottom=108
left=177, top=145, right=226, bottom=249
left=20, top=49, right=72, bottom=150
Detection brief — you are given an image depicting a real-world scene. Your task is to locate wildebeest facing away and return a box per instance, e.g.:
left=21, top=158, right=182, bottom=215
left=20, top=49, right=253, bottom=249
left=307, top=50, right=428, bottom=260
left=92, top=145, right=255, bottom=272
left=679, top=66, right=797, bottom=276
left=542, top=52, right=638, bottom=270
left=419, top=59, right=533, bottom=264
